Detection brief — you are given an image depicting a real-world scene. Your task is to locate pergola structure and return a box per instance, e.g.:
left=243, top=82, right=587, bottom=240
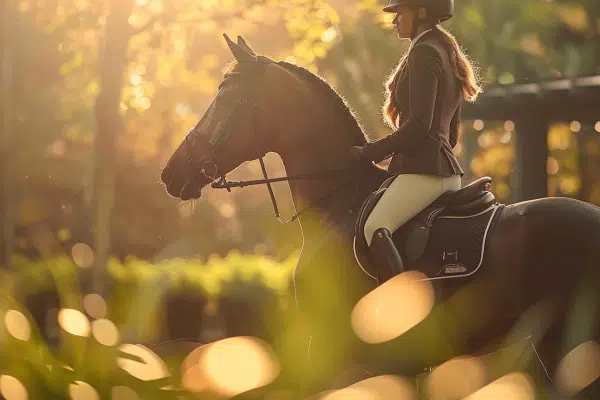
left=463, top=75, right=600, bottom=202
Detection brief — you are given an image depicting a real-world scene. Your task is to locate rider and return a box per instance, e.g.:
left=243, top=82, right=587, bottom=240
left=351, top=0, right=483, bottom=278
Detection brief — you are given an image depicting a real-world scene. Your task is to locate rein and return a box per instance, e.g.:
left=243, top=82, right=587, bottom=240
left=185, top=63, right=360, bottom=224
left=212, top=166, right=357, bottom=224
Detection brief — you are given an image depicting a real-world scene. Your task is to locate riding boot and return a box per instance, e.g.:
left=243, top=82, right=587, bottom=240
left=369, top=227, right=406, bottom=283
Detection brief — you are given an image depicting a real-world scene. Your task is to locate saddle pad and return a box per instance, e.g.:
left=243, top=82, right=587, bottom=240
left=405, top=205, right=503, bottom=281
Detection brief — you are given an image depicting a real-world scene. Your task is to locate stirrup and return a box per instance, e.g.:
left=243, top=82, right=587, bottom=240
left=370, top=227, right=405, bottom=282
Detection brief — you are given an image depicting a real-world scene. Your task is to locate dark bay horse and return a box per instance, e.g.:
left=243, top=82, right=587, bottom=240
left=160, top=35, right=600, bottom=398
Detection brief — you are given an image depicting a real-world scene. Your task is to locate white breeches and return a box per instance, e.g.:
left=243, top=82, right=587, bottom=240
left=364, top=174, right=462, bottom=246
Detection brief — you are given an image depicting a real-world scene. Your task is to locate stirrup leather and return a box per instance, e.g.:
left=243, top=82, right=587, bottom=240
left=370, top=227, right=405, bottom=282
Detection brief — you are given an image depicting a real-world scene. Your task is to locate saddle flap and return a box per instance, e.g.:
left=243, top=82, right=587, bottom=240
left=405, top=220, right=430, bottom=261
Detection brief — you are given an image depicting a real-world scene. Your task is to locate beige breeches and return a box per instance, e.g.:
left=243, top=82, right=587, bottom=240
left=364, top=174, right=462, bottom=246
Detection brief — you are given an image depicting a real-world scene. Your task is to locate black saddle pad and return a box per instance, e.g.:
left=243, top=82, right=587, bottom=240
left=354, top=205, right=504, bottom=281
left=402, top=206, right=503, bottom=280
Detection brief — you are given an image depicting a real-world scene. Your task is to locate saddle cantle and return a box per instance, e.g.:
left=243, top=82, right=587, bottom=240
left=354, top=176, right=504, bottom=281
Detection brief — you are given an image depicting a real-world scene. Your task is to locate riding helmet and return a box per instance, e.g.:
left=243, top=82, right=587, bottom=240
left=382, top=0, right=454, bottom=22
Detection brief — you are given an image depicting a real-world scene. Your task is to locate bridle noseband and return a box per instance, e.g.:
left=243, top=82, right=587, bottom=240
left=184, top=62, right=359, bottom=224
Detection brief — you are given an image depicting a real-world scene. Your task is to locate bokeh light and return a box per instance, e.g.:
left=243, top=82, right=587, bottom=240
left=595, top=121, right=600, bottom=133
left=83, top=294, right=107, bottom=319
left=219, top=203, right=236, bottom=218
left=111, top=386, right=140, bottom=400
left=182, top=336, right=280, bottom=397
left=425, top=356, right=487, bottom=399
left=71, top=243, right=94, bottom=268
left=58, top=309, right=90, bottom=337
left=555, top=340, right=600, bottom=396
left=319, top=375, right=416, bottom=399
left=473, top=120, right=485, bottom=131
left=570, top=120, right=581, bottom=132
left=547, top=157, right=559, bottom=175
left=504, top=120, right=515, bottom=131
left=92, top=319, right=119, bottom=346
left=46, top=139, right=67, bottom=157
left=351, top=271, right=434, bottom=344
left=0, top=375, right=28, bottom=400
left=117, top=344, right=169, bottom=381
left=464, top=372, right=535, bottom=399
left=4, top=310, right=31, bottom=341
left=69, top=381, right=99, bottom=400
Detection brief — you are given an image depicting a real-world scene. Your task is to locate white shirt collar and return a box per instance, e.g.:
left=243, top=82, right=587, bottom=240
left=409, top=28, right=433, bottom=50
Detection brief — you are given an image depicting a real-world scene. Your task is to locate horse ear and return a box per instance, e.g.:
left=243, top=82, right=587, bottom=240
left=237, top=35, right=256, bottom=55
left=223, top=33, right=255, bottom=64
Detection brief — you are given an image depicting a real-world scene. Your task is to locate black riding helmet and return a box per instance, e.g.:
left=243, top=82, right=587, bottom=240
left=382, top=0, right=454, bottom=23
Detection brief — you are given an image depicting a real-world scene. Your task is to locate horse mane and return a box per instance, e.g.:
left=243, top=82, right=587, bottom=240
left=277, top=62, right=368, bottom=145
left=224, top=60, right=369, bottom=146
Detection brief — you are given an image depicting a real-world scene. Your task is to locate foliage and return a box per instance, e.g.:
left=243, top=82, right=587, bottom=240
left=5, top=250, right=298, bottom=301
left=0, top=251, right=298, bottom=398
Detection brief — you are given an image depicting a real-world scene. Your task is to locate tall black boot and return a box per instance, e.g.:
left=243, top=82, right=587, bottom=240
left=369, top=227, right=405, bottom=283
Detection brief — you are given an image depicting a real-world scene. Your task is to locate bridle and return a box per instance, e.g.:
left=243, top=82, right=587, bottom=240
left=184, top=62, right=359, bottom=225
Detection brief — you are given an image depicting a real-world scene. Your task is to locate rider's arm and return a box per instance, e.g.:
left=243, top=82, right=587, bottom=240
left=449, top=101, right=461, bottom=149
left=361, top=44, right=442, bottom=163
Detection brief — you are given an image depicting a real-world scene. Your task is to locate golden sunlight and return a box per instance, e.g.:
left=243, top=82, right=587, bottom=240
left=69, top=381, right=99, bottom=400
left=117, top=344, right=170, bottom=381
left=320, top=375, right=416, bottom=399
left=83, top=293, right=107, bottom=319
left=464, top=372, right=535, bottom=399
left=4, top=310, right=31, bottom=341
left=182, top=336, right=280, bottom=397
left=425, top=356, right=487, bottom=399
left=0, top=375, right=28, bottom=400
left=91, top=319, right=119, bottom=346
left=58, top=309, right=90, bottom=337
left=351, top=271, right=434, bottom=344
left=555, top=340, right=600, bottom=396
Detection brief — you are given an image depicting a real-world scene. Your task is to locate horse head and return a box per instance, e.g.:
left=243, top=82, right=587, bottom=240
left=160, top=34, right=316, bottom=200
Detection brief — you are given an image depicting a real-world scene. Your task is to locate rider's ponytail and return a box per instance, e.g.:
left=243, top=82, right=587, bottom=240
left=382, top=25, right=483, bottom=129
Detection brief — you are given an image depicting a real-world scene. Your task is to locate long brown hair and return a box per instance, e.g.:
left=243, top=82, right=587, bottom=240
left=382, top=25, right=483, bottom=129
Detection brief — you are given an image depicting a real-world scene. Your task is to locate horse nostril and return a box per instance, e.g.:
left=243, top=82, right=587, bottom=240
left=161, top=168, right=172, bottom=184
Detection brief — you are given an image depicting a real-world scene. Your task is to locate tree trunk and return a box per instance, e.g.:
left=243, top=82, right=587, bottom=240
left=91, top=0, right=135, bottom=292
left=1, top=0, right=15, bottom=273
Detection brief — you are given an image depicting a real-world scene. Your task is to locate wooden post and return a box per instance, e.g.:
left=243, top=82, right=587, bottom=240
left=514, top=117, right=549, bottom=201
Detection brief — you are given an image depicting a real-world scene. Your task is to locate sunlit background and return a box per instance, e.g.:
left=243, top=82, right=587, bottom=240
left=1, top=0, right=599, bottom=398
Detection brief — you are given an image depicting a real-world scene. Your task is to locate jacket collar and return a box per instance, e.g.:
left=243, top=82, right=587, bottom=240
left=409, top=28, right=433, bottom=50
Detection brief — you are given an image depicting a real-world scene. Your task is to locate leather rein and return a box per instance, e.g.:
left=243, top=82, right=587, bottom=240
left=184, top=65, right=359, bottom=225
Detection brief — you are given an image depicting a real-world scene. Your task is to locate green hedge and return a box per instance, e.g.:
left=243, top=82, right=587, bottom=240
left=4, top=250, right=298, bottom=300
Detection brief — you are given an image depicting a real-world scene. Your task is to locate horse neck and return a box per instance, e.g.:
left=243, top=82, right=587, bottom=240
left=277, top=110, right=387, bottom=234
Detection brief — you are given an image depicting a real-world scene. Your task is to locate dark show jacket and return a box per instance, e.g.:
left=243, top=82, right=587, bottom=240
left=363, top=28, right=464, bottom=177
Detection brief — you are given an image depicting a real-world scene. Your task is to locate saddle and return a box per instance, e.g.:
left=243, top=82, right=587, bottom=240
left=354, top=176, right=503, bottom=281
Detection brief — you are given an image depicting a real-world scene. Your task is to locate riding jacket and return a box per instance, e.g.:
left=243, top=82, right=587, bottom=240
left=362, top=28, right=464, bottom=177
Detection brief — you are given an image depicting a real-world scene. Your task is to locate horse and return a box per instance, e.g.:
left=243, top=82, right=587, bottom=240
left=160, top=34, right=600, bottom=398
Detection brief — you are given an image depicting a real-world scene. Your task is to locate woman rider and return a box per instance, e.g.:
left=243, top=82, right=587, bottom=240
left=351, top=0, right=483, bottom=278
